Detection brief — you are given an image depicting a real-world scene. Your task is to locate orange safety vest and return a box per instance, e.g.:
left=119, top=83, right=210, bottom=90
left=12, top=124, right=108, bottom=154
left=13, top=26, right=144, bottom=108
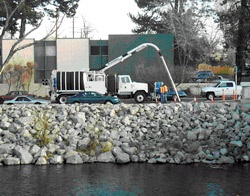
left=160, top=86, right=165, bottom=93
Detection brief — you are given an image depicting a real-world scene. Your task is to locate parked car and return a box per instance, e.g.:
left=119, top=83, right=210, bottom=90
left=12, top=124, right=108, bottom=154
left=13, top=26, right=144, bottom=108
left=0, top=91, right=36, bottom=104
left=191, top=70, right=215, bottom=82
left=66, top=91, right=120, bottom=104
left=241, top=70, right=250, bottom=77
left=4, top=96, right=50, bottom=105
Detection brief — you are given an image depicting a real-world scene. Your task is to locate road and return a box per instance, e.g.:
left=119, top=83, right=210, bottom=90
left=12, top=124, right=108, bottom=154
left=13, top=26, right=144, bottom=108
left=120, top=96, right=241, bottom=104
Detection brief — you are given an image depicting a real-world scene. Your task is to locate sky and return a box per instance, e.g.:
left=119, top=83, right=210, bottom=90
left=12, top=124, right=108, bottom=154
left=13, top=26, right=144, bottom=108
left=31, top=0, right=140, bottom=40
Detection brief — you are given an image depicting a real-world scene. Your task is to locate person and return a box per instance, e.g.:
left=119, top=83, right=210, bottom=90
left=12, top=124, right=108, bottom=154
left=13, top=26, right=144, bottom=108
left=163, top=84, right=168, bottom=102
left=160, top=83, right=166, bottom=103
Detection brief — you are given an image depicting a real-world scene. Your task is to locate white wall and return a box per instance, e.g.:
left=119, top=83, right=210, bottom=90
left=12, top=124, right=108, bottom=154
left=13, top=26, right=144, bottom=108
left=56, top=39, right=89, bottom=71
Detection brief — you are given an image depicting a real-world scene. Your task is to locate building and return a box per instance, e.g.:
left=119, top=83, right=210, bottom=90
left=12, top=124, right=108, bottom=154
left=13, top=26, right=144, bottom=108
left=0, top=34, right=173, bottom=96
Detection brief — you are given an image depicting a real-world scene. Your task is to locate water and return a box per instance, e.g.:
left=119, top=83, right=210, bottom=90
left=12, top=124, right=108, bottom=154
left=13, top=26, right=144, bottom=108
left=0, top=163, right=250, bottom=196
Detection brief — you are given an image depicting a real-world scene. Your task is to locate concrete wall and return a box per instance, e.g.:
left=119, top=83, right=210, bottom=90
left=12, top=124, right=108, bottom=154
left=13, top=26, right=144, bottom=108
left=56, top=39, right=89, bottom=71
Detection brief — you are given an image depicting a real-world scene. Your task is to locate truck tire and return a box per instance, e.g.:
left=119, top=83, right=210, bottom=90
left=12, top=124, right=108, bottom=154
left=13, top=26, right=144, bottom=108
left=134, top=92, right=146, bottom=103
left=57, top=95, right=68, bottom=104
left=206, top=92, right=215, bottom=100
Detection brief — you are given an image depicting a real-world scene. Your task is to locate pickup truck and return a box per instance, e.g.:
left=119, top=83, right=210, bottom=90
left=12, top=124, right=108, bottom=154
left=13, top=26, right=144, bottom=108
left=201, top=81, right=242, bottom=100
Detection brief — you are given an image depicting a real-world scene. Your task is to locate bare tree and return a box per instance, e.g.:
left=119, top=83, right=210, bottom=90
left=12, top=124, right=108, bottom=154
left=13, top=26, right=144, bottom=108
left=0, top=0, right=77, bottom=75
left=80, top=16, right=94, bottom=39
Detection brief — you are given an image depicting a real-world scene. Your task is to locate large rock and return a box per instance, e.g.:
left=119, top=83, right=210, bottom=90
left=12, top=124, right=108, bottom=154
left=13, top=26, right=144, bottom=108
left=97, top=151, right=115, bottom=163
left=36, top=157, right=48, bottom=165
left=3, top=157, right=20, bottom=165
left=14, top=146, right=33, bottom=164
left=112, top=147, right=130, bottom=163
left=66, top=154, right=83, bottom=164
left=50, top=155, right=64, bottom=164
left=0, top=144, right=15, bottom=155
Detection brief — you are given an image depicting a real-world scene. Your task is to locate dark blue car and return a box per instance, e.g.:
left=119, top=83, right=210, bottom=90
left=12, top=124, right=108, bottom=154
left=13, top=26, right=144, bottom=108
left=66, top=91, right=120, bottom=104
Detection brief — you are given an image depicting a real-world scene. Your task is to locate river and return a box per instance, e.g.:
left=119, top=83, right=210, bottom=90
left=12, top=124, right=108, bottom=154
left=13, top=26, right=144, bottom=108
left=0, top=163, right=250, bottom=196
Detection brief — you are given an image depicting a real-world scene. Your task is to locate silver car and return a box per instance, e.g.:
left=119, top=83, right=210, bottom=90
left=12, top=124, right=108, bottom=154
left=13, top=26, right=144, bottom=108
left=4, top=96, right=50, bottom=105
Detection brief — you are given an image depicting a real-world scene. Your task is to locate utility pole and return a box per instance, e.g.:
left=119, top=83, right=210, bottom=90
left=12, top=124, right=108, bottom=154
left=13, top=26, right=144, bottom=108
left=73, top=17, right=75, bottom=38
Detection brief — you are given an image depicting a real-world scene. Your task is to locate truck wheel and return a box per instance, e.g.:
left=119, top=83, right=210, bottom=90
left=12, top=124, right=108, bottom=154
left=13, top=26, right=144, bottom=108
left=57, top=95, right=68, bottom=104
left=206, top=93, right=214, bottom=100
left=134, top=92, right=146, bottom=103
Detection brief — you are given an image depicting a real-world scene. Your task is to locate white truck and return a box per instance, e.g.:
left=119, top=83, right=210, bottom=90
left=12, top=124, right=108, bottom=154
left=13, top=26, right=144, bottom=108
left=49, top=43, right=180, bottom=104
left=201, top=80, right=242, bottom=100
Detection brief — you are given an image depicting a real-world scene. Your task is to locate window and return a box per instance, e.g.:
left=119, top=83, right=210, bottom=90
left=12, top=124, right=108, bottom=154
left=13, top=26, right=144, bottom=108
left=91, top=45, right=108, bottom=55
left=121, top=77, right=130, bottom=83
left=34, top=41, right=56, bottom=83
left=219, top=83, right=227, bottom=88
left=101, top=46, right=108, bottom=55
left=226, top=83, right=233, bottom=87
left=91, top=46, right=100, bottom=55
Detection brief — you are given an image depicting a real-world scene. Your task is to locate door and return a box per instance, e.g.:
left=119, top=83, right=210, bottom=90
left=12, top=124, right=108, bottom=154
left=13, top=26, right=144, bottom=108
left=217, top=82, right=234, bottom=96
left=118, top=76, right=133, bottom=95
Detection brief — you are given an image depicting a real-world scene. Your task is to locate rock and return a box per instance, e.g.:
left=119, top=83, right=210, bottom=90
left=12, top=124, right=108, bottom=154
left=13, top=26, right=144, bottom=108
left=122, top=116, right=130, bottom=125
left=50, top=155, right=64, bottom=164
left=187, top=131, right=197, bottom=141
left=3, top=157, right=20, bottom=165
left=229, top=141, right=243, bottom=147
left=0, top=144, right=15, bottom=155
left=66, top=154, right=83, bottom=164
left=122, top=146, right=137, bottom=155
left=15, top=116, right=34, bottom=126
left=130, top=107, right=139, bottom=115
left=96, top=151, right=115, bottom=162
left=220, top=148, right=228, bottom=156
left=36, top=157, right=48, bottom=165
left=8, top=123, right=21, bottom=133
left=14, top=146, right=33, bottom=164
left=184, top=141, right=201, bottom=154
left=112, top=147, right=130, bottom=163
left=218, top=156, right=235, bottom=164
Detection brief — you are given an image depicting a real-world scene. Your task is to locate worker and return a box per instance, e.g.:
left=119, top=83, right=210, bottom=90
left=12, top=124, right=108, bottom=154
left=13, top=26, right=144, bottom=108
left=160, top=83, right=166, bottom=103
left=164, top=84, right=168, bottom=102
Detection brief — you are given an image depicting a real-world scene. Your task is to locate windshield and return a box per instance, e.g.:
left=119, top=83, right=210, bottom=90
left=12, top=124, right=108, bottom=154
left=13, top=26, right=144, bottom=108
left=214, top=83, right=220, bottom=87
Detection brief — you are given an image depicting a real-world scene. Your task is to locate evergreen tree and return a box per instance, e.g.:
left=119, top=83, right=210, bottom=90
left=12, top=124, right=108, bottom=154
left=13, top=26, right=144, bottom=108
left=217, top=0, right=250, bottom=83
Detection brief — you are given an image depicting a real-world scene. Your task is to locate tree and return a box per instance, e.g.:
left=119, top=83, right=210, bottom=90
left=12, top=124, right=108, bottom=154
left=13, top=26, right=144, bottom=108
left=217, top=0, right=250, bottom=83
left=0, top=0, right=80, bottom=75
left=129, top=0, right=214, bottom=82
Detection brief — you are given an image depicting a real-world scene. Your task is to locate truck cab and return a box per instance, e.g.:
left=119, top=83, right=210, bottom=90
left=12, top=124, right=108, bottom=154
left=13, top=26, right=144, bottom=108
left=117, top=75, right=148, bottom=103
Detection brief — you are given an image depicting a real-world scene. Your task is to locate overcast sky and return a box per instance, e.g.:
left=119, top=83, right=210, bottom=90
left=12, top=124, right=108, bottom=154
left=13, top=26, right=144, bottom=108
left=30, top=0, right=140, bottom=40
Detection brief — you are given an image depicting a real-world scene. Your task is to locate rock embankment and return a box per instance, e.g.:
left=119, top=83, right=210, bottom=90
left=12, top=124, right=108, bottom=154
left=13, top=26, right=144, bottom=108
left=0, top=102, right=250, bottom=166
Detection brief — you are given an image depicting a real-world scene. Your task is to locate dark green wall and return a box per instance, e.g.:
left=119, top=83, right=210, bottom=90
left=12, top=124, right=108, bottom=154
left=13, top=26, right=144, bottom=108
left=105, top=34, right=174, bottom=88
left=89, top=40, right=108, bottom=70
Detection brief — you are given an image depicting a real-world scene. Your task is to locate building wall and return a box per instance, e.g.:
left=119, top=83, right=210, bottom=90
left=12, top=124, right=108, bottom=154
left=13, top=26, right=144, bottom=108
left=0, top=39, right=39, bottom=95
left=89, top=40, right=108, bottom=70
left=56, top=38, right=89, bottom=71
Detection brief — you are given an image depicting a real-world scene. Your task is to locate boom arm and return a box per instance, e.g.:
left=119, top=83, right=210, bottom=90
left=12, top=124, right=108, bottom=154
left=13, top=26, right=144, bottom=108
left=100, top=43, right=181, bottom=102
